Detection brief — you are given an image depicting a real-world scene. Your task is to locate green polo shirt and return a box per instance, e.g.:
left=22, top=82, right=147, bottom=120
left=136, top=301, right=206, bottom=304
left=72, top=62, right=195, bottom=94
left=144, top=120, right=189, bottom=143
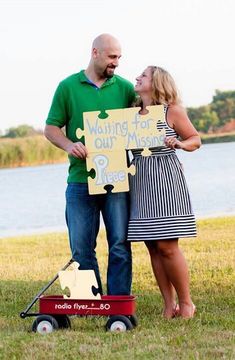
left=46, top=70, right=136, bottom=183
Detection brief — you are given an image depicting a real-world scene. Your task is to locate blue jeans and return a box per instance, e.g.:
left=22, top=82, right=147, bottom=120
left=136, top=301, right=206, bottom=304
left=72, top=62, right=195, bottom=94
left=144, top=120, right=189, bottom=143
left=65, top=183, right=132, bottom=295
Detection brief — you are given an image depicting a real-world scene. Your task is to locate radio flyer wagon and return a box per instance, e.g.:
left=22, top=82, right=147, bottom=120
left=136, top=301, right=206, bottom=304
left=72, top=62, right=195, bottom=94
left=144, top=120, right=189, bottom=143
left=20, top=259, right=137, bottom=334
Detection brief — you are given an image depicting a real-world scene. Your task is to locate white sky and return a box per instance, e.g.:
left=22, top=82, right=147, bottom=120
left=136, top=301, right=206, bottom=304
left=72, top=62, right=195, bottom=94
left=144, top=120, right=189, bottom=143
left=1, top=0, right=235, bottom=133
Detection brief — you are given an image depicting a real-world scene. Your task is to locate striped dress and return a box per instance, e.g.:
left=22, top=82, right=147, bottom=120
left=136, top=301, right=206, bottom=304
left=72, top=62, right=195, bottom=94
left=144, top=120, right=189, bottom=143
left=127, top=106, right=197, bottom=242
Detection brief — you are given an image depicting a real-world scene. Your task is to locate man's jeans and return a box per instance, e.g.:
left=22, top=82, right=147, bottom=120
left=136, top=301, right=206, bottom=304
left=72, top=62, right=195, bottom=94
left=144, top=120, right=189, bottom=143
left=65, top=183, right=132, bottom=295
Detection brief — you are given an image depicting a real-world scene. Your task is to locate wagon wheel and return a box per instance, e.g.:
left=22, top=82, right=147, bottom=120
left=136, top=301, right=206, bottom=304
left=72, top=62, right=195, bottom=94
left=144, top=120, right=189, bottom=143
left=53, top=315, right=71, bottom=329
left=32, top=315, right=59, bottom=334
left=105, top=315, right=133, bottom=332
left=128, top=314, right=138, bottom=327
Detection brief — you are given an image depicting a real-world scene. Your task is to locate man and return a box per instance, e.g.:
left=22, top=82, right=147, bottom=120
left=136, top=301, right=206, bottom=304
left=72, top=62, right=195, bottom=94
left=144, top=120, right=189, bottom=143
left=44, top=33, right=136, bottom=295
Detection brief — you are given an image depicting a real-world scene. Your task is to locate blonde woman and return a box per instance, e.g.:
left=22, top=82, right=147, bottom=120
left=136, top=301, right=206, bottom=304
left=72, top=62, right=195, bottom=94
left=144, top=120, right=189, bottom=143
left=127, top=66, right=201, bottom=318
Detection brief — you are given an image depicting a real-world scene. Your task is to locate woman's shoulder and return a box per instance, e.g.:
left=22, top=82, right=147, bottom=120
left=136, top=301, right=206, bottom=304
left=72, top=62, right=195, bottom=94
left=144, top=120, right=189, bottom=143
left=167, top=104, right=187, bottom=117
left=166, top=104, right=189, bottom=128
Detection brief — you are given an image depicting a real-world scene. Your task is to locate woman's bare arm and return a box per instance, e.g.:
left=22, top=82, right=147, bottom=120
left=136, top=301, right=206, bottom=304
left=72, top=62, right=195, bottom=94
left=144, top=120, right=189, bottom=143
left=165, top=105, right=201, bottom=152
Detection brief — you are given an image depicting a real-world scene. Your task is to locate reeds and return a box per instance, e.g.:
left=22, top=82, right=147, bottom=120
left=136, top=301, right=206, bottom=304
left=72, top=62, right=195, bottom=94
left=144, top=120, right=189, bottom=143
left=0, top=135, right=67, bottom=168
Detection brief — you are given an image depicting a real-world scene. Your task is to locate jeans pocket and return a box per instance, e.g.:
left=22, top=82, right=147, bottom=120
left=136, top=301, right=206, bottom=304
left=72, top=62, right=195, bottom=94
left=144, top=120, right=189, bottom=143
left=66, top=183, right=89, bottom=198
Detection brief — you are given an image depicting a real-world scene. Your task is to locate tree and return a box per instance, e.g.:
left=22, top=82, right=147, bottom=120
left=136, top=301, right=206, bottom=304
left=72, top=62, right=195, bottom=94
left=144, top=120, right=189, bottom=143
left=3, top=124, right=39, bottom=138
left=187, top=89, right=235, bottom=133
left=211, top=90, right=235, bottom=125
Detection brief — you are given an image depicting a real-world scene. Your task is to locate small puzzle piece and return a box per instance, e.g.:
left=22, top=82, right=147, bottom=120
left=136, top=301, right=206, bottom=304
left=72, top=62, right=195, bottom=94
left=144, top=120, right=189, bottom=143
left=76, top=105, right=166, bottom=156
left=58, top=261, right=101, bottom=300
left=121, top=105, right=166, bottom=156
left=87, top=150, right=135, bottom=194
left=76, top=109, right=127, bottom=152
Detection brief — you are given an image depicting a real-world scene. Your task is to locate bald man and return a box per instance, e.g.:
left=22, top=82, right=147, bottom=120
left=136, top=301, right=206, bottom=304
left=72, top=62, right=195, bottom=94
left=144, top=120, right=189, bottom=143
left=44, top=34, right=136, bottom=296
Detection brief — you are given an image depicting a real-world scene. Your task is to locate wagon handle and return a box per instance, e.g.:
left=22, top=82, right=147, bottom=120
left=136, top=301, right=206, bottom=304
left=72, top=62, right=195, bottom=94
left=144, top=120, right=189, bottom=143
left=20, top=258, right=74, bottom=318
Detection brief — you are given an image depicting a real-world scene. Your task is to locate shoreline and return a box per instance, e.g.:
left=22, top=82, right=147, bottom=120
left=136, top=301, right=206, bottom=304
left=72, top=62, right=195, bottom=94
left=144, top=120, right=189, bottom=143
left=1, top=212, right=235, bottom=239
left=0, top=136, right=235, bottom=170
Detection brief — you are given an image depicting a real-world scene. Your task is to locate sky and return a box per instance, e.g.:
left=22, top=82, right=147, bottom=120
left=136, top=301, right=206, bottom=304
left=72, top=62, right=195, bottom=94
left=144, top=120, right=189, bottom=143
left=1, top=0, right=235, bottom=134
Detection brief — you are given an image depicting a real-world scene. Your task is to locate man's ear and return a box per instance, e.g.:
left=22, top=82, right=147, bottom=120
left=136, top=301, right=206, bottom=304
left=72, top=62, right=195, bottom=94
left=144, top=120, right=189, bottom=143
left=92, top=48, right=98, bottom=58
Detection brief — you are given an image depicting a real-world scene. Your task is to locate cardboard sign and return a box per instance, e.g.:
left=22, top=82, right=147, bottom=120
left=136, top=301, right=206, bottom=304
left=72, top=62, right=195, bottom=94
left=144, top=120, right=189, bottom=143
left=76, top=105, right=166, bottom=194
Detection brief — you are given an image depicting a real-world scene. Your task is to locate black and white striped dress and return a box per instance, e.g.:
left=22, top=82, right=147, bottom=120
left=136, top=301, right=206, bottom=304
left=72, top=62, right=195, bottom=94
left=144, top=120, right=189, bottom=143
left=127, top=106, right=197, bottom=242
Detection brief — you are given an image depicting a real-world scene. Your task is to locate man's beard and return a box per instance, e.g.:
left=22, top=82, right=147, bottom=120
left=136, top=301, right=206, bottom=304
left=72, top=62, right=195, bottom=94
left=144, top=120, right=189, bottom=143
left=103, top=66, right=116, bottom=78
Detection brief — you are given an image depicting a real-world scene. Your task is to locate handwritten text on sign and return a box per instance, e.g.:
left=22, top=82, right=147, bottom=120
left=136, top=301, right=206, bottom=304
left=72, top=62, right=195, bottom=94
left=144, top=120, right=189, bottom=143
left=83, top=112, right=165, bottom=150
left=76, top=106, right=166, bottom=152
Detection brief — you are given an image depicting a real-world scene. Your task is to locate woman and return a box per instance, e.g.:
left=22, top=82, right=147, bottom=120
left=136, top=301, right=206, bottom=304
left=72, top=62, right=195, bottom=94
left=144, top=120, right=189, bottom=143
left=127, top=66, right=201, bottom=318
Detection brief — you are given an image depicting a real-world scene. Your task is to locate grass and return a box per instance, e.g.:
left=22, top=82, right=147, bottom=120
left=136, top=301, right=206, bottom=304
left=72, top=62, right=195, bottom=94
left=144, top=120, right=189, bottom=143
left=0, top=217, right=235, bottom=359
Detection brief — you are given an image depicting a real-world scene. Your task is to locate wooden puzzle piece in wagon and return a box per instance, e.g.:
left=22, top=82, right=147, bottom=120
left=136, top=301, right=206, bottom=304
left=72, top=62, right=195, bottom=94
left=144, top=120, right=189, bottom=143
left=58, top=262, right=101, bottom=300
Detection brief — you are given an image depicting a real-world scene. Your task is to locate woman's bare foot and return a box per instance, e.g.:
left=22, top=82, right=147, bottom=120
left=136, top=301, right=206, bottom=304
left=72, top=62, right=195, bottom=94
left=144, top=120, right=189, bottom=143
left=179, top=303, right=196, bottom=318
left=173, top=304, right=180, bottom=317
left=163, top=303, right=180, bottom=319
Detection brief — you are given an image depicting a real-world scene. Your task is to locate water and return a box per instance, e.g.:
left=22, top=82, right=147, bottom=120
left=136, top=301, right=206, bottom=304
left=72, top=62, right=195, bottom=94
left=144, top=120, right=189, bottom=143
left=0, top=163, right=68, bottom=238
left=0, top=142, right=235, bottom=238
left=177, top=142, right=235, bottom=218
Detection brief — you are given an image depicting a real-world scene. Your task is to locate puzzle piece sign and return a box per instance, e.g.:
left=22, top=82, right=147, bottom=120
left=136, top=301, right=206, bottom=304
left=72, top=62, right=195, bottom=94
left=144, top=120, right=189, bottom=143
left=58, top=262, right=101, bottom=300
left=76, top=105, right=166, bottom=194
left=87, top=151, right=135, bottom=194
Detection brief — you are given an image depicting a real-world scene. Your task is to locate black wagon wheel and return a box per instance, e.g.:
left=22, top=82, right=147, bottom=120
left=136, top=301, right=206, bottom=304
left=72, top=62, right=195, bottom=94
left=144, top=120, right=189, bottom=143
left=53, top=315, right=71, bottom=329
left=32, top=315, right=59, bottom=334
left=105, top=315, right=134, bottom=332
left=128, top=314, right=138, bottom=327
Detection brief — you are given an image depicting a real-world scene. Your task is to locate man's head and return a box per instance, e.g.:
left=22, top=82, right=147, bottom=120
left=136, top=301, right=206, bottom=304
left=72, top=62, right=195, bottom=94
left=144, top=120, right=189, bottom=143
left=91, top=34, right=122, bottom=79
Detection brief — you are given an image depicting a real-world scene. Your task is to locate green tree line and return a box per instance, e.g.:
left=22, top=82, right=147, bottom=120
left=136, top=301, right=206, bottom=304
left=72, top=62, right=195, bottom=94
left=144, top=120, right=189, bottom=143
left=187, top=90, right=235, bottom=133
left=1, top=90, right=235, bottom=168
left=1, top=124, right=42, bottom=138
left=2, top=90, right=235, bottom=139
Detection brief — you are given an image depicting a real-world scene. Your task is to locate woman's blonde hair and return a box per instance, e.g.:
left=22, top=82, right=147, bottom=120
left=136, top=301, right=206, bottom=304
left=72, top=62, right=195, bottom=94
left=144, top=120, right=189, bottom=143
left=149, top=66, right=181, bottom=105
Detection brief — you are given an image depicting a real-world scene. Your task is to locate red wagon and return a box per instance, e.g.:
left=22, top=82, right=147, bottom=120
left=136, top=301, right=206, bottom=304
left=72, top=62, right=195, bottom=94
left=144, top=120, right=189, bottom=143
left=20, top=259, right=137, bottom=333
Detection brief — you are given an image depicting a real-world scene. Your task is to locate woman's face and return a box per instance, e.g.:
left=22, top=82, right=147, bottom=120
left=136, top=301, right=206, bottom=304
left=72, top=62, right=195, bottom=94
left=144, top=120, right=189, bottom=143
left=135, top=67, right=152, bottom=94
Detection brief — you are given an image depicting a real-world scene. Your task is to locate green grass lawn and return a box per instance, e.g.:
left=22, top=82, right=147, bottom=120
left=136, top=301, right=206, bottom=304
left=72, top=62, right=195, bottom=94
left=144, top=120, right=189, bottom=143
left=0, top=217, right=234, bottom=359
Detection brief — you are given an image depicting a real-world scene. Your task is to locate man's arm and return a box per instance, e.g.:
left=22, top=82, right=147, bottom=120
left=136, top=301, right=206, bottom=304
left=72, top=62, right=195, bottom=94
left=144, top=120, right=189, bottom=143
left=44, top=125, right=88, bottom=159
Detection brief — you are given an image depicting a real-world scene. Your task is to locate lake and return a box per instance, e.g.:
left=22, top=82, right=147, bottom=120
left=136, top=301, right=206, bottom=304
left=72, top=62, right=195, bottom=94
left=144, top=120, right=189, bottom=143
left=0, top=142, right=235, bottom=238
